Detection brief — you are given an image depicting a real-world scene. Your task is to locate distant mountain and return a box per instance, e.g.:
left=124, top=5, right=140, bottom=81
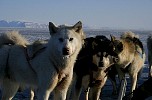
left=24, top=22, right=48, bottom=28
left=0, top=20, right=95, bottom=29
left=0, top=20, right=48, bottom=28
left=0, top=20, right=25, bottom=27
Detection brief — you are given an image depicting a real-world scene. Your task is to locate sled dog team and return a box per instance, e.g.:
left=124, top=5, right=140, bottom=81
left=0, top=21, right=150, bottom=100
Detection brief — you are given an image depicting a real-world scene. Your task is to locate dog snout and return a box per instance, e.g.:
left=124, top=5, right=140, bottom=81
left=62, top=47, right=70, bottom=55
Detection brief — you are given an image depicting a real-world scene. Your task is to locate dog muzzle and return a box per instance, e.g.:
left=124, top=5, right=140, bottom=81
left=62, top=47, right=70, bottom=55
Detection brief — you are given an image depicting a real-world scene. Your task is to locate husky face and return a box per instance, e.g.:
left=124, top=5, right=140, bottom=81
left=49, top=21, right=84, bottom=59
left=54, top=29, right=80, bottom=58
left=93, top=52, right=115, bottom=68
left=110, top=35, right=123, bottom=55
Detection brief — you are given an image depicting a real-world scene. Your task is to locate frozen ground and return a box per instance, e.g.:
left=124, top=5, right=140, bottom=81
left=2, top=65, right=148, bottom=100
left=0, top=28, right=151, bottom=100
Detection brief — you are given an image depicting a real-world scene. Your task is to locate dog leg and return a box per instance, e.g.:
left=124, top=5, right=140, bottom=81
left=130, top=73, right=138, bottom=92
left=54, top=75, right=73, bottom=100
left=116, top=65, right=125, bottom=81
left=1, top=79, right=19, bottom=100
left=30, top=89, right=35, bottom=100
left=37, top=75, right=58, bottom=100
left=88, top=79, right=107, bottom=100
left=148, top=53, right=152, bottom=77
left=115, top=65, right=126, bottom=99
left=37, top=89, right=51, bottom=100
left=88, top=87, right=101, bottom=100
left=73, top=84, right=82, bottom=100
left=66, top=81, right=73, bottom=100
left=72, top=77, right=83, bottom=100
left=67, top=73, right=82, bottom=100
left=149, top=64, right=152, bottom=77
left=109, top=77, right=117, bottom=95
left=54, top=88, right=69, bottom=100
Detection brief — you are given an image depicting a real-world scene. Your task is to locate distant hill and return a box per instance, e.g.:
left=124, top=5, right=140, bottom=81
left=0, top=20, right=94, bottom=29
left=0, top=20, right=48, bottom=28
left=0, top=20, right=25, bottom=27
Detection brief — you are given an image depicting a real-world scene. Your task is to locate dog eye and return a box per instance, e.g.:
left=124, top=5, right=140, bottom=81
left=59, top=38, right=64, bottom=42
left=69, top=38, right=73, bottom=41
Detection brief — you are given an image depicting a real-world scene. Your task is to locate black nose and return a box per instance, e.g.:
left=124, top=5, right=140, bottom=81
left=62, top=47, right=70, bottom=55
left=99, top=61, right=104, bottom=67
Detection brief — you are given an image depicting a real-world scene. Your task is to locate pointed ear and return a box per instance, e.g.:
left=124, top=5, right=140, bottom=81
left=92, top=41, right=98, bottom=50
left=110, top=35, right=116, bottom=42
left=49, top=22, right=58, bottom=35
left=73, top=21, right=82, bottom=33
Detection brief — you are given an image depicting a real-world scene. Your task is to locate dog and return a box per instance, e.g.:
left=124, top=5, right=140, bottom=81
left=147, top=35, right=152, bottom=77
left=0, top=21, right=85, bottom=100
left=68, top=35, right=118, bottom=100
left=110, top=31, right=146, bottom=98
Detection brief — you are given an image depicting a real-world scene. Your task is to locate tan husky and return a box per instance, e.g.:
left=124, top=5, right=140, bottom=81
left=110, top=32, right=146, bottom=97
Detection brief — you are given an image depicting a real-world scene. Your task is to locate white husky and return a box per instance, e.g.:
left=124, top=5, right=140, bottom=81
left=0, top=21, right=85, bottom=100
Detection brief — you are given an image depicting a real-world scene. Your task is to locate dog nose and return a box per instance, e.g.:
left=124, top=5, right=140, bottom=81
left=62, top=47, right=70, bottom=55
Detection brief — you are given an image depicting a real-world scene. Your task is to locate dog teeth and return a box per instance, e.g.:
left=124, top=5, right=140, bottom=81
left=63, top=56, right=70, bottom=59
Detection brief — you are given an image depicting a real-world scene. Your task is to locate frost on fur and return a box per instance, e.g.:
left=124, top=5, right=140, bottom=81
left=0, top=31, right=29, bottom=47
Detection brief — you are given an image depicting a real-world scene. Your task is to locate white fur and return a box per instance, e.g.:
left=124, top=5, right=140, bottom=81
left=0, top=31, right=29, bottom=47
left=0, top=21, right=85, bottom=100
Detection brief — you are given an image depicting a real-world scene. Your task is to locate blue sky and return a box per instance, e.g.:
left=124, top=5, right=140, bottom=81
left=0, top=0, right=152, bottom=30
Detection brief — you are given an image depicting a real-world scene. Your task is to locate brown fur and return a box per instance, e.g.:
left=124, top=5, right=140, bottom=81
left=69, top=36, right=118, bottom=100
left=110, top=32, right=146, bottom=97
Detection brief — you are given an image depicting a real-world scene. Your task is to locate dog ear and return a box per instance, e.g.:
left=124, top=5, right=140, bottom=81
left=49, top=22, right=58, bottom=35
left=110, top=35, right=116, bottom=42
left=73, top=21, right=82, bottom=33
left=92, top=41, right=98, bottom=49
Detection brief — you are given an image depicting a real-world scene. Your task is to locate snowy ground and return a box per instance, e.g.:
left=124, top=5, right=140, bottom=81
left=3, top=65, right=148, bottom=100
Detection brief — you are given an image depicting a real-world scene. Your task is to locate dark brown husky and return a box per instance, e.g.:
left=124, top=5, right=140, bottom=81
left=110, top=32, right=146, bottom=97
left=69, top=35, right=118, bottom=100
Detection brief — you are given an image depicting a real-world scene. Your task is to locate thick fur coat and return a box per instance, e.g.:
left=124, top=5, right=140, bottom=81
left=110, top=32, right=146, bottom=96
left=69, top=36, right=118, bottom=100
left=0, top=21, right=85, bottom=100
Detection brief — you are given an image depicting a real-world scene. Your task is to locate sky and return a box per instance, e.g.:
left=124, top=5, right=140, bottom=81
left=0, top=0, right=152, bottom=30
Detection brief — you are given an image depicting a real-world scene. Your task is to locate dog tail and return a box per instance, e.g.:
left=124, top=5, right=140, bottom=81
left=121, top=31, right=145, bottom=56
left=120, top=31, right=139, bottom=39
left=0, top=31, right=29, bottom=47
